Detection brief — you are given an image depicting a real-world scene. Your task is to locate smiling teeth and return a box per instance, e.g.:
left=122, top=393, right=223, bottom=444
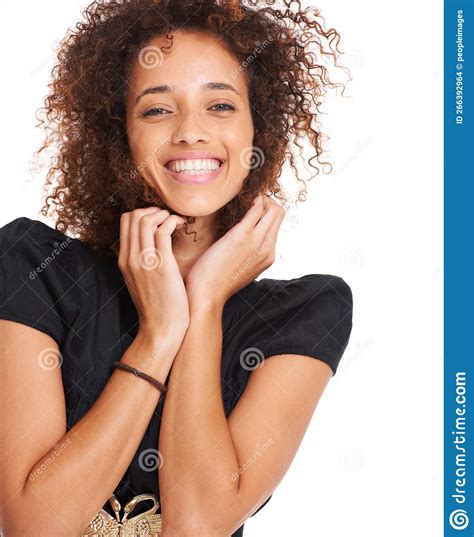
left=167, top=159, right=222, bottom=173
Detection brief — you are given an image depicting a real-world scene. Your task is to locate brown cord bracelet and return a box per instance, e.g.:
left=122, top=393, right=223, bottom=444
left=113, top=361, right=167, bottom=395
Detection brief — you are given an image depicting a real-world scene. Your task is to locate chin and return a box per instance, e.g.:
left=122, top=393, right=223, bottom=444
left=162, top=197, right=222, bottom=218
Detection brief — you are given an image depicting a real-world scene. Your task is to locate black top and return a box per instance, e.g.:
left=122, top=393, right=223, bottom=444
left=0, top=217, right=353, bottom=536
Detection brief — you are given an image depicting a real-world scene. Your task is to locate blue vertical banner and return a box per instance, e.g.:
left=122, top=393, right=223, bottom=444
left=445, top=0, right=473, bottom=535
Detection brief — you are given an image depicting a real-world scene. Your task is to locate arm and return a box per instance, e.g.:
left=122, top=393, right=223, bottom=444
left=158, top=194, right=333, bottom=535
left=0, top=207, right=189, bottom=536
left=0, top=320, right=180, bottom=536
left=158, top=301, right=333, bottom=536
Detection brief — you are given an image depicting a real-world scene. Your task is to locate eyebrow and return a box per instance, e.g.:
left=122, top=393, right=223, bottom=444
left=135, top=82, right=241, bottom=105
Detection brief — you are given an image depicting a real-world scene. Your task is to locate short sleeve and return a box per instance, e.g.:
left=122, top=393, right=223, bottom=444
left=0, top=217, right=78, bottom=347
left=236, top=274, right=353, bottom=377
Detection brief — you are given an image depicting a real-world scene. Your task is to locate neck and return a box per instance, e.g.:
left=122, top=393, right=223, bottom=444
left=110, top=213, right=217, bottom=281
left=172, top=213, right=217, bottom=279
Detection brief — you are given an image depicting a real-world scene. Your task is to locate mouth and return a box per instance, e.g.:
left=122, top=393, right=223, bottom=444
left=163, top=158, right=225, bottom=185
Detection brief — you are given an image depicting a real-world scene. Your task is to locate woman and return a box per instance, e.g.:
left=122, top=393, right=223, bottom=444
left=0, top=0, right=353, bottom=535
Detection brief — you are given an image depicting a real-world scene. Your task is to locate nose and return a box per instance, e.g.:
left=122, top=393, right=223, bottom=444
left=171, top=110, right=211, bottom=145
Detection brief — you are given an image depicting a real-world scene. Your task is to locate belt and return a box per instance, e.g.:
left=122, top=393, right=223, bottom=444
left=81, top=493, right=162, bottom=536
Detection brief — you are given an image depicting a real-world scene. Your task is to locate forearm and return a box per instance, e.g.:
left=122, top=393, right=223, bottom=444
left=7, top=330, right=179, bottom=536
left=158, top=302, right=242, bottom=535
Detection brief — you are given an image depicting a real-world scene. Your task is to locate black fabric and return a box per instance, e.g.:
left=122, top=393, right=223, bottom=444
left=0, top=216, right=353, bottom=535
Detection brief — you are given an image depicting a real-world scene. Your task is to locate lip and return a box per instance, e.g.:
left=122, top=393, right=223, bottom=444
left=163, top=160, right=226, bottom=185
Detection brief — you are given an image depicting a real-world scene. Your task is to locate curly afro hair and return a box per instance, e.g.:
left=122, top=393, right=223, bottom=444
left=36, top=0, right=349, bottom=256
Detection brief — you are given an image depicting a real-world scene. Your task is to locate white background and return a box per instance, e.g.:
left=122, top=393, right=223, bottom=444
left=0, top=1, right=443, bottom=536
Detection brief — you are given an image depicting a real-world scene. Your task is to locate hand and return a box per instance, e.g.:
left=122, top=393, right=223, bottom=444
left=184, top=194, right=285, bottom=312
left=117, top=207, right=190, bottom=342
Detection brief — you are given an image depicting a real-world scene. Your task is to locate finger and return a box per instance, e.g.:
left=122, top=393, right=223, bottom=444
left=154, top=214, right=186, bottom=258
left=254, top=198, right=285, bottom=243
left=261, top=204, right=285, bottom=253
left=139, top=210, right=185, bottom=254
left=119, top=213, right=130, bottom=265
left=129, top=207, right=166, bottom=263
left=237, top=193, right=266, bottom=232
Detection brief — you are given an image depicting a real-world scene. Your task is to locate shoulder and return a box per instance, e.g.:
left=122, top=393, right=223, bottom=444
left=0, top=216, right=77, bottom=255
left=259, top=273, right=352, bottom=310
left=227, top=273, right=353, bottom=377
left=0, top=216, right=82, bottom=345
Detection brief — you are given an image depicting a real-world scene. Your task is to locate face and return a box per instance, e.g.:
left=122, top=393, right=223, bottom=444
left=125, top=30, right=255, bottom=218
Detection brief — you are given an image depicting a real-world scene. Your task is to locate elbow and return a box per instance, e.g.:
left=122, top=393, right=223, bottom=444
left=161, top=519, right=224, bottom=537
left=2, top=514, right=78, bottom=537
left=161, top=509, right=241, bottom=537
left=2, top=494, right=84, bottom=537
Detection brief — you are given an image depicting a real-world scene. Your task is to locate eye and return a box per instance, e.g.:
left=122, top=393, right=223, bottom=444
left=141, top=107, right=169, bottom=118
left=210, top=103, right=236, bottom=112
left=140, top=103, right=235, bottom=118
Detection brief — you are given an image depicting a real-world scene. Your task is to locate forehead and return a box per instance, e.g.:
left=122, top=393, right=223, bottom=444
left=127, top=30, right=247, bottom=96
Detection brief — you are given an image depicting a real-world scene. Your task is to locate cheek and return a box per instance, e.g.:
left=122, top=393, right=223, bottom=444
left=228, top=130, right=254, bottom=165
left=128, top=127, right=160, bottom=165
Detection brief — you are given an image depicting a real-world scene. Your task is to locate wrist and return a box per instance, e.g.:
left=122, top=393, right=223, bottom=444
left=189, top=297, right=225, bottom=319
left=135, top=325, right=185, bottom=353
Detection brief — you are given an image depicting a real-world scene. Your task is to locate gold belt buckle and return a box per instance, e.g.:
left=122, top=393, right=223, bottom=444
left=81, top=493, right=162, bottom=536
